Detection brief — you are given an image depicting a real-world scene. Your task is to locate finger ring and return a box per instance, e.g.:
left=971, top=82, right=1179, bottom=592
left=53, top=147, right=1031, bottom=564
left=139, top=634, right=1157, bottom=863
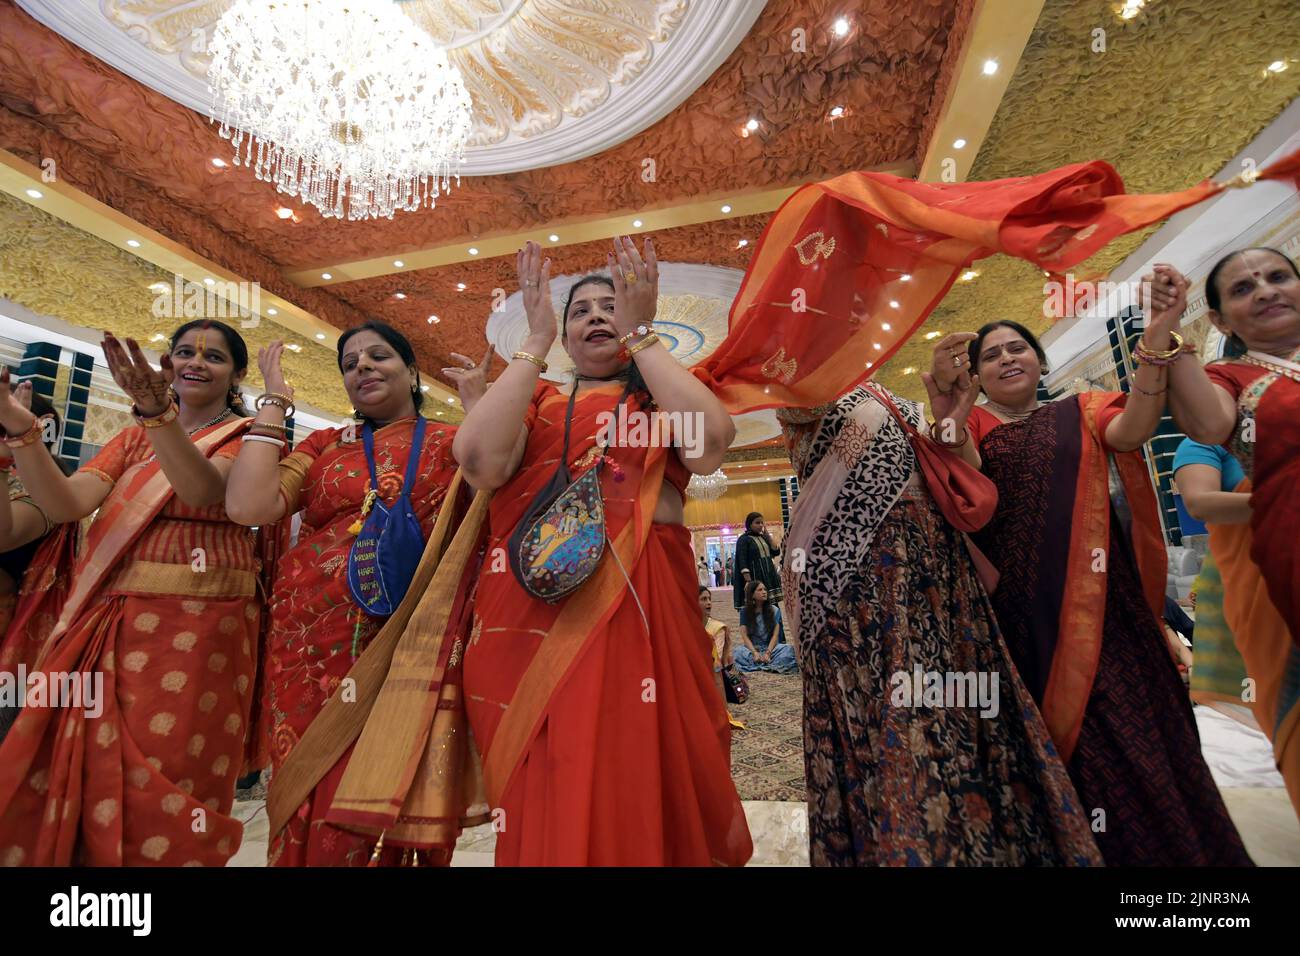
left=525, top=280, right=538, bottom=288
left=952, top=354, right=963, bottom=368
left=624, top=272, right=637, bottom=284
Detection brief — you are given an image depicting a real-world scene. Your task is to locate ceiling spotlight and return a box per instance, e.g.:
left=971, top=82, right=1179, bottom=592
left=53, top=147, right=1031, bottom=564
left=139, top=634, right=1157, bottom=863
left=889, top=300, right=900, bottom=309
left=872, top=342, right=882, bottom=350
left=468, top=247, right=479, bottom=255
left=24, top=188, right=42, bottom=199
left=126, top=239, right=141, bottom=248
left=982, top=59, right=999, bottom=75
left=275, top=207, right=294, bottom=220
left=285, top=344, right=302, bottom=353
left=953, top=138, right=967, bottom=149
left=632, top=220, right=643, bottom=228
left=315, top=333, right=326, bottom=340
left=830, top=106, right=845, bottom=118
left=394, top=292, right=406, bottom=299
left=865, top=361, right=873, bottom=370
left=427, top=315, right=439, bottom=324
left=900, top=273, right=912, bottom=282
left=738, top=239, right=749, bottom=248
left=1120, top=0, right=1144, bottom=19
left=1267, top=60, right=1287, bottom=73
left=203, top=277, right=215, bottom=285
left=267, top=307, right=278, bottom=316
left=421, top=385, right=430, bottom=393
left=882, top=322, right=892, bottom=331
left=211, top=158, right=227, bottom=168
left=446, top=397, right=456, bottom=404
left=833, top=17, right=849, bottom=37
left=721, top=204, right=732, bottom=214
left=321, top=272, right=332, bottom=280
left=548, top=234, right=559, bottom=242
left=745, top=119, right=759, bottom=132
left=393, top=260, right=404, bottom=268
left=925, top=331, right=942, bottom=340
left=456, top=282, right=466, bottom=291
left=150, top=333, right=167, bottom=343
left=148, top=282, right=169, bottom=293
left=903, top=366, right=916, bottom=375
left=961, top=270, right=979, bottom=281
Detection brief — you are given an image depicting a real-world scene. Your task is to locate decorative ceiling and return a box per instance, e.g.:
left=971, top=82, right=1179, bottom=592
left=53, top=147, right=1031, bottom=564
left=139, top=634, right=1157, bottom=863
left=872, top=0, right=1300, bottom=401
left=18, top=0, right=763, bottom=175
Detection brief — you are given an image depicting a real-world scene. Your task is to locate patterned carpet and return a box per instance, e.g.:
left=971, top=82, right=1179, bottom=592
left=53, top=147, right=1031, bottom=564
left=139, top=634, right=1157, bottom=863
left=728, top=670, right=806, bottom=802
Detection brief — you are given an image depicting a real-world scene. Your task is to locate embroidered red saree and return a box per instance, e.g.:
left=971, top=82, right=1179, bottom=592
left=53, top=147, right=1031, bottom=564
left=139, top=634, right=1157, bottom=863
left=264, top=418, right=471, bottom=867
left=0, top=417, right=270, bottom=867
left=463, top=383, right=752, bottom=866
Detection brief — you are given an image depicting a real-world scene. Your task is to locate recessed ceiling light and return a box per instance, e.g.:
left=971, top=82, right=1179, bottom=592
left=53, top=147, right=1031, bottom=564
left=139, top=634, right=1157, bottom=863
left=925, top=331, right=942, bottom=340
left=203, top=277, right=215, bottom=285
left=745, top=119, right=758, bottom=132
left=393, top=260, right=404, bottom=268
left=126, top=239, right=141, bottom=248
left=321, top=272, right=332, bottom=280
left=211, top=158, right=227, bottom=168
left=394, top=292, right=406, bottom=299
left=632, top=220, right=643, bottom=228
left=961, top=270, right=979, bottom=281
left=900, top=273, right=912, bottom=282
left=267, top=307, right=278, bottom=316
left=889, top=300, right=899, bottom=309
left=873, top=342, right=882, bottom=350
left=427, top=315, right=439, bottom=324
left=1267, top=60, right=1287, bottom=73
left=548, top=234, right=559, bottom=242
left=721, top=204, right=732, bottom=214
left=982, top=59, right=999, bottom=75
left=738, top=239, right=749, bottom=248
left=275, top=207, right=293, bottom=219
left=148, top=282, right=169, bottom=293
left=286, top=344, right=302, bottom=353
left=903, top=366, right=916, bottom=375
left=446, top=397, right=456, bottom=404
left=953, top=138, right=967, bottom=149
left=865, top=361, right=873, bottom=369
left=421, top=385, right=430, bottom=392
left=882, top=322, right=892, bottom=331
left=24, top=188, right=42, bottom=199
left=150, top=333, right=167, bottom=342
left=315, top=333, right=326, bottom=340
left=468, top=247, right=479, bottom=255
left=456, top=282, right=466, bottom=291
left=830, top=106, right=844, bottom=117
left=1120, top=0, right=1144, bottom=19
left=833, top=17, right=849, bottom=36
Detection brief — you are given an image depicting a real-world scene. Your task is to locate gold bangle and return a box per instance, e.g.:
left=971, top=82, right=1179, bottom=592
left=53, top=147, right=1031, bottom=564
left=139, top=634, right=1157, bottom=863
left=255, top=394, right=295, bottom=418
left=617, top=325, right=655, bottom=346
left=250, top=421, right=290, bottom=434
left=134, top=401, right=180, bottom=429
left=626, top=333, right=661, bottom=357
left=3, top=417, right=43, bottom=448
left=1135, top=330, right=1184, bottom=362
left=512, top=351, right=549, bottom=373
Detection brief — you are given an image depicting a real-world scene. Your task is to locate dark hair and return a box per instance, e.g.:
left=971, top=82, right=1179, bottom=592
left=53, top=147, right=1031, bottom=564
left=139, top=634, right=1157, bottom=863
left=170, top=319, right=249, bottom=414
left=968, top=320, right=1049, bottom=374
left=336, top=320, right=424, bottom=416
left=743, top=579, right=775, bottom=639
left=698, top=585, right=711, bottom=596
left=744, top=512, right=763, bottom=533
left=561, top=275, right=650, bottom=401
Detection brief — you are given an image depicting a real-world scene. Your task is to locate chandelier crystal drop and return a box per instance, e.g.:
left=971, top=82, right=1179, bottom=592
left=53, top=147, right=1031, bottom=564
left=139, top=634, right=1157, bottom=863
left=686, top=469, right=729, bottom=501
left=207, top=0, right=473, bottom=221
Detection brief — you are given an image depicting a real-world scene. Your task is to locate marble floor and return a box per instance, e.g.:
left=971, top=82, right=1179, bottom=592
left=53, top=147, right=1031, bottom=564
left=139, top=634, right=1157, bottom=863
left=229, top=704, right=1300, bottom=867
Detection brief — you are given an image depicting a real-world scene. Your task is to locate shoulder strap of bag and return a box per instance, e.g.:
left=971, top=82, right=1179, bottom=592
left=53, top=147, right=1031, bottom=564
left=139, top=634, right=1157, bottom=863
left=362, top=416, right=428, bottom=505
left=865, top=384, right=919, bottom=440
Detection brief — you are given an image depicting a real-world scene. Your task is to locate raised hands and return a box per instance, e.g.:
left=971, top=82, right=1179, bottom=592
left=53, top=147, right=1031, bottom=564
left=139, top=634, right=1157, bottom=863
left=609, top=235, right=659, bottom=337
left=517, top=241, right=557, bottom=348
left=103, top=333, right=173, bottom=416
left=1140, top=263, right=1189, bottom=339
left=921, top=332, right=982, bottom=436
left=0, top=367, right=37, bottom=437
left=257, top=341, right=295, bottom=399
left=442, top=344, right=493, bottom=412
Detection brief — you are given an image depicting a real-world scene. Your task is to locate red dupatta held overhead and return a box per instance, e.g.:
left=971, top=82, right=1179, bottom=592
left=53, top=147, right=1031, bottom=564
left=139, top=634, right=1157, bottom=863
left=697, top=153, right=1300, bottom=416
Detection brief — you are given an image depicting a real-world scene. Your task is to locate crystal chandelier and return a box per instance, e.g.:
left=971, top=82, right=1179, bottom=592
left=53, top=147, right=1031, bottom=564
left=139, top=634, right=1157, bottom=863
left=207, top=0, right=473, bottom=221
left=687, top=469, right=729, bottom=501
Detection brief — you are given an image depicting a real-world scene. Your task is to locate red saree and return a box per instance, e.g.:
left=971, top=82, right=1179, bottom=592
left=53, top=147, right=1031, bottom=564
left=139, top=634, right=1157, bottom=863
left=0, top=417, right=267, bottom=867
left=463, top=383, right=752, bottom=866
left=265, top=417, right=467, bottom=867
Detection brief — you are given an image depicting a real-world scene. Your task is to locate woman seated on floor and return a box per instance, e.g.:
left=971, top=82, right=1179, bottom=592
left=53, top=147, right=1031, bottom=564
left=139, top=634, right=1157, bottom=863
left=733, top=581, right=798, bottom=674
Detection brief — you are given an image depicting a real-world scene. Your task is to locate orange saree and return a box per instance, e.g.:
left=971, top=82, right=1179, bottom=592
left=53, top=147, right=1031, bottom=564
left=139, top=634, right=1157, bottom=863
left=0, top=417, right=269, bottom=867
left=463, top=383, right=752, bottom=866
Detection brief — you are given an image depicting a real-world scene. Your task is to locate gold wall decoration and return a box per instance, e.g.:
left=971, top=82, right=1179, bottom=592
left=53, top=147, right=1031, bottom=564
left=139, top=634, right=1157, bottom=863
left=0, top=190, right=359, bottom=418
left=874, top=0, right=1300, bottom=402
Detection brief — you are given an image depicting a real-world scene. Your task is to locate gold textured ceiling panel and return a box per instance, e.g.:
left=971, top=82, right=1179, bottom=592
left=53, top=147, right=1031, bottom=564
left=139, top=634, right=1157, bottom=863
left=875, top=0, right=1300, bottom=401
left=0, top=190, right=355, bottom=418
